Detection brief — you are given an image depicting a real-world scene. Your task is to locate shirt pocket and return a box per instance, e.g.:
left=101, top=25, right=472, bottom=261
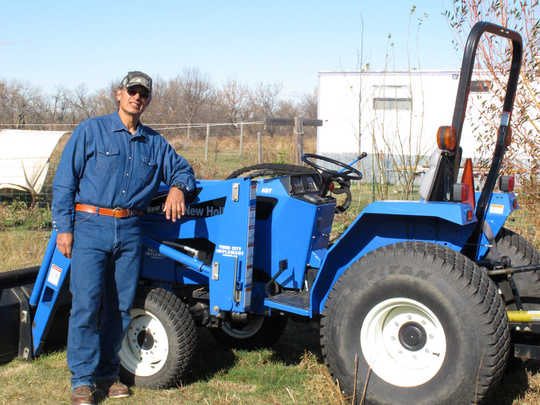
left=97, top=147, right=120, bottom=170
left=138, top=157, right=158, bottom=184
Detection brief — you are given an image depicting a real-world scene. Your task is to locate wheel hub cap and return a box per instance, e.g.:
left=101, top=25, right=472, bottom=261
left=398, top=321, right=427, bottom=351
left=361, top=297, right=447, bottom=387
left=137, top=329, right=155, bottom=350
left=119, top=308, right=170, bottom=377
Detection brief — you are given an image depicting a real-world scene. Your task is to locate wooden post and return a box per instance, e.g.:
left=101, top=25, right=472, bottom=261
left=205, top=124, right=210, bottom=161
left=294, top=116, right=304, bottom=164
left=264, top=117, right=322, bottom=164
left=257, top=131, right=262, bottom=164
left=239, top=123, right=244, bottom=156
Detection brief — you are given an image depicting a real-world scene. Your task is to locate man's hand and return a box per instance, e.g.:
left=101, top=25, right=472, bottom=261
left=57, top=232, right=73, bottom=258
left=163, top=187, right=186, bottom=222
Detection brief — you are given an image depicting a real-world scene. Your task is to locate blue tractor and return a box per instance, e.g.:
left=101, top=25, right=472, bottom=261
left=1, top=22, right=539, bottom=404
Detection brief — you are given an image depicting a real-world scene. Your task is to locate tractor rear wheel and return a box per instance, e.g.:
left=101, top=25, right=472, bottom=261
left=210, top=314, right=287, bottom=349
left=320, top=242, right=509, bottom=405
left=119, top=287, right=197, bottom=388
left=491, top=227, right=540, bottom=310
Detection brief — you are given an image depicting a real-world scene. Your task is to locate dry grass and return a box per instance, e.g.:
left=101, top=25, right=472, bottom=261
left=0, top=321, right=539, bottom=404
left=0, top=229, right=50, bottom=272
left=0, top=323, right=346, bottom=405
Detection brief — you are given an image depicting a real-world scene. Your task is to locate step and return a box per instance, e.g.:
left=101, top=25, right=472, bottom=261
left=264, top=290, right=310, bottom=316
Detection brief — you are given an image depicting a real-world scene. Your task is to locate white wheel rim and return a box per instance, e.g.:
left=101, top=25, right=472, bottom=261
left=221, top=316, right=265, bottom=339
left=361, top=297, right=446, bottom=387
left=119, top=308, right=169, bottom=377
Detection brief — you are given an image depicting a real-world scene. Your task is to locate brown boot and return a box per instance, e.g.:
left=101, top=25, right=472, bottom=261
left=97, top=380, right=130, bottom=399
left=71, top=385, right=95, bottom=405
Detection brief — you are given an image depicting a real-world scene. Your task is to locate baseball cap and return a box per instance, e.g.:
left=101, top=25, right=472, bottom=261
left=121, top=71, right=152, bottom=93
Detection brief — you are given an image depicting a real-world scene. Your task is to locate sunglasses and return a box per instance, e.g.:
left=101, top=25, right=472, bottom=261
left=126, top=87, right=150, bottom=99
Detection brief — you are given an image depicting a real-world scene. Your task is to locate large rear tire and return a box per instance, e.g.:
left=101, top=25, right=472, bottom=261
left=320, top=242, right=509, bottom=405
left=119, top=287, right=198, bottom=388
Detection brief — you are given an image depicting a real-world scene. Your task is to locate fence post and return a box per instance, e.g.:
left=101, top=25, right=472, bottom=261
left=239, top=123, right=244, bottom=156
left=205, top=124, right=210, bottom=161
left=294, top=116, right=304, bottom=164
left=257, top=131, right=262, bottom=164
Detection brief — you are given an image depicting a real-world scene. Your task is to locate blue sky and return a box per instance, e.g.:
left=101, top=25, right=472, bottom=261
left=1, top=0, right=459, bottom=99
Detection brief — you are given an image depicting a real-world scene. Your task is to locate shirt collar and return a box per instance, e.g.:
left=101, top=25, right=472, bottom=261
left=111, top=111, right=148, bottom=140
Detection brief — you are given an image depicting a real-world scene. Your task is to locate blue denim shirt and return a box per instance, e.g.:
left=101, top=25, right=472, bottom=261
left=52, top=112, right=195, bottom=233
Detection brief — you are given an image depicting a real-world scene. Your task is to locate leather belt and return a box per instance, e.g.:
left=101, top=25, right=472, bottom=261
left=75, top=203, right=143, bottom=218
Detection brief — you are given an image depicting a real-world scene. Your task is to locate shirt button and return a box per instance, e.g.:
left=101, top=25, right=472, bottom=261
left=125, top=172, right=129, bottom=176
left=106, top=152, right=110, bottom=156
left=122, top=190, right=126, bottom=194
left=128, top=156, right=132, bottom=160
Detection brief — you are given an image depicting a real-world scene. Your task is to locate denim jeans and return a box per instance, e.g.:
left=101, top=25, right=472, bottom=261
left=68, top=211, right=142, bottom=389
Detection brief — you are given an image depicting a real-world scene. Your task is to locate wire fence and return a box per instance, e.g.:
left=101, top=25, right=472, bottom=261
left=0, top=120, right=318, bottom=207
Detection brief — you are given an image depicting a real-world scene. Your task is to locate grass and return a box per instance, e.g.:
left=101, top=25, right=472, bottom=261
left=0, top=317, right=539, bottom=405
left=0, top=229, right=50, bottom=272
left=0, top=322, right=346, bottom=405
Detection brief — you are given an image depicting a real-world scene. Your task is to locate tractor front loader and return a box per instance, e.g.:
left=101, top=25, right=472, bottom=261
left=1, top=22, right=539, bottom=405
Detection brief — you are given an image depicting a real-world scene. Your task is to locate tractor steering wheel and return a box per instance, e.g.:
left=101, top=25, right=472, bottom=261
left=301, top=153, right=364, bottom=181
left=302, top=153, right=365, bottom=213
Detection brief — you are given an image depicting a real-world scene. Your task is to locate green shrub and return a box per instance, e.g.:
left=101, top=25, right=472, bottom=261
left=0, top=201, right=52, bottom=231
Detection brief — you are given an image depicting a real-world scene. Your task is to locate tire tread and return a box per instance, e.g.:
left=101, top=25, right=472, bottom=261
left=320, top=241, right=510, bottom=404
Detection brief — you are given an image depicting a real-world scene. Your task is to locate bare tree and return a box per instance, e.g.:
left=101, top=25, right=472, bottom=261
left=298, top=88, right=318, bottom=118
left=92, top=81, right=119, bottom=117
left=249, top=82, right=283, bottom=119
left=50, top=87, right=72, bottom=124
left=3, top=81, right=46, bottom=127
left=445, top=0, right=539, bottom=220
left=370, top=8, right=430, bottom=199
left=218, top=79, right=250, bottom=124
left=178, top=67, right=214, bottom=139
left=161, top=77, right=184, bottom=123
left=68, top=84, right=97, bottom=119
left=145, top=77, right=169, bottom=123
left=249, top=82, right=283, bottom=135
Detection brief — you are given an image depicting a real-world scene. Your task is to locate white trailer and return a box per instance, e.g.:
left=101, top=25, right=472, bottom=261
left=317, top=70, right=493, bottom=179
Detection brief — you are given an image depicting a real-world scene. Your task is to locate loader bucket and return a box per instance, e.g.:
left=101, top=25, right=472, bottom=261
left=0, top=267, right=39, bottom=363
left=0, top=264, right=71, bottom=364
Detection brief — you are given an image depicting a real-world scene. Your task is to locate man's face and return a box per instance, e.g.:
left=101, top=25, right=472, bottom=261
left=116, top=85, right=151, bottom=116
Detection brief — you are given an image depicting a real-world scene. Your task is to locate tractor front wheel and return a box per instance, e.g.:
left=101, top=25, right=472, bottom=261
left=119, top=287, right=198, bottom=388
left=321, top=242, right=509, bottom=405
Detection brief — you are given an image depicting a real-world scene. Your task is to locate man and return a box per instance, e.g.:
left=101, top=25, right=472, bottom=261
left=52, top=71, right=195, bottom=405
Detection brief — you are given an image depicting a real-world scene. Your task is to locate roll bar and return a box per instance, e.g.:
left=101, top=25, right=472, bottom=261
left=452, top=22, right=523, bottom=259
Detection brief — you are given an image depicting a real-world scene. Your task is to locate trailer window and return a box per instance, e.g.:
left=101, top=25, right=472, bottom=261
left=373, top=97, right=412, bottom=111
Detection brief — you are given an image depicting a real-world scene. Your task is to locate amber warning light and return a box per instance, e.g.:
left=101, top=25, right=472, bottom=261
left=437, top=126, right=457, bottom=151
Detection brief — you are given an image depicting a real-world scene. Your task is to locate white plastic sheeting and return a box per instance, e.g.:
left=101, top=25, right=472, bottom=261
left=0, top=130, right=69, bottom=195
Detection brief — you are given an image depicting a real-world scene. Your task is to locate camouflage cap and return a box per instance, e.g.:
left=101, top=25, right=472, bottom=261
left=121, top=71, right=152, bottom=93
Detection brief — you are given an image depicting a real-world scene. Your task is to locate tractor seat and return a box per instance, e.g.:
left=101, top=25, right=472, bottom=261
left=419, top=149, right=454, bottom=202
left=419, top=150, right=443, bottom=201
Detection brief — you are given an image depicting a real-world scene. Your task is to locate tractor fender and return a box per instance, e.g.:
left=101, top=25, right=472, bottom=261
left=475, top=192, right=516, bottom=259
left=310, top=200, right=477, bottom=316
